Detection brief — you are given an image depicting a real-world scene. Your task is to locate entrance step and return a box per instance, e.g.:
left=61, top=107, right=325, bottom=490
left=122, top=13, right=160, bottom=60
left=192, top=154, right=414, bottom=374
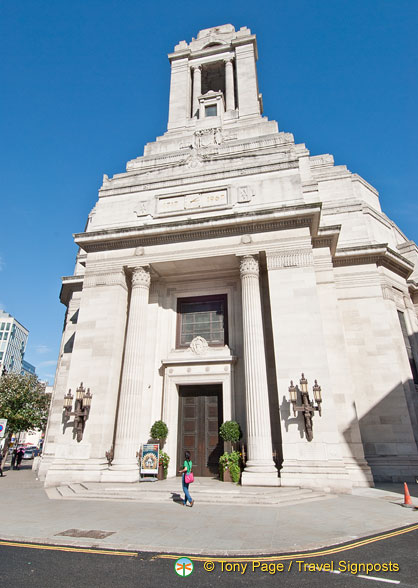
left=48, top=480, right=334, bottom=508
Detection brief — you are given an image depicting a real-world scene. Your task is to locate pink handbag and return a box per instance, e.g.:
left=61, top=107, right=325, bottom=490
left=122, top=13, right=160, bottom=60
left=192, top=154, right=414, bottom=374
left=185, top=472, right=194, bottom=484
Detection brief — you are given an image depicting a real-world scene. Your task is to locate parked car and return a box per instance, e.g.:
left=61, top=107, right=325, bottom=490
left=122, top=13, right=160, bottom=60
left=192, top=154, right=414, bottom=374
left=23, top=448, right=36, bottom=460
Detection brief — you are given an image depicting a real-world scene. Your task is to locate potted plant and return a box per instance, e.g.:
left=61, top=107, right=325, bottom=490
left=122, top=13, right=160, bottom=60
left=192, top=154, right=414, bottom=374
left=150, top=420, right=168, bottom=448
left=158, top=451, right=170, bottom=480
left=219, top=421, right=242, bottom=482
left=150, top=420, right=169, bottom=479
left=219, top=450, right=242, bottom=484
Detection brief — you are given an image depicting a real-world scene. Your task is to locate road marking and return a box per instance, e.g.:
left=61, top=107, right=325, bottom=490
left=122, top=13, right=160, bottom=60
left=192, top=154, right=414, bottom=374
left=320, top=569, right=400, bottom=584
left=157, top=522, right=418, bottom=563
left=357, top=576, right=399, bottom=584
left=321, top=569, right=341, bottom=574
left=0, top=540, right=137, bottom=557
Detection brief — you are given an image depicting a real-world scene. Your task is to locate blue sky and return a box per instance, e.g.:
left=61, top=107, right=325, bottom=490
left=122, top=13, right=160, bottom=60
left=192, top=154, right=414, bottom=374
left=1, top=1, right=417, bottom=382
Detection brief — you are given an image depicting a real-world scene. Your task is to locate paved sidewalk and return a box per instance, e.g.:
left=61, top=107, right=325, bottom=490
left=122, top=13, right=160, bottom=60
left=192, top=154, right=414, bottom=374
left=0, top=463, right=417, bottom=555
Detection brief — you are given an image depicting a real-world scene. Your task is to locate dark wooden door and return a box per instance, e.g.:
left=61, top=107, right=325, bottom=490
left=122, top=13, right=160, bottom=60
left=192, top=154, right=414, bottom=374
left=177, top=385, right=223, bottom=477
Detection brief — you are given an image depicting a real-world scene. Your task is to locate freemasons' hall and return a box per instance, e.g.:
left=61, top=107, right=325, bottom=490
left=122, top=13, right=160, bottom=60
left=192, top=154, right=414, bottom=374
left=40, top=24, right=418, bottom=491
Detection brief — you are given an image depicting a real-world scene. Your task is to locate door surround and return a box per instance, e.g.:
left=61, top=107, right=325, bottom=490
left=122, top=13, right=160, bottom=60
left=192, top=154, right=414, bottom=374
left=177, top=384, right=223, bottom=477
left=161, top=351, right=236, bottom=478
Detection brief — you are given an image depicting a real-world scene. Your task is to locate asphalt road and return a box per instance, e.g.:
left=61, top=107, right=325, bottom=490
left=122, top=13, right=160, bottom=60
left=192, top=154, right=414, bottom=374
left=0, top=524, right=417, bottom=588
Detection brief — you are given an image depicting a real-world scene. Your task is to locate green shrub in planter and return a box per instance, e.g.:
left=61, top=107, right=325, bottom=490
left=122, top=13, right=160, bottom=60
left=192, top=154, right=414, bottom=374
left=159, top=451, right=170, bottom=478
left=150, top=420, right=168, bottom=443
left=219, top=450, right=242, bottom=484
left=219, top=421, right=242, bottom=445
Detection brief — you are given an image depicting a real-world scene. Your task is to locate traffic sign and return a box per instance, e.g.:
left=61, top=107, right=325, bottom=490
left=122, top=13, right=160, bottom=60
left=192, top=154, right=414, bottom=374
left=0, top=419, right=7, bottom=438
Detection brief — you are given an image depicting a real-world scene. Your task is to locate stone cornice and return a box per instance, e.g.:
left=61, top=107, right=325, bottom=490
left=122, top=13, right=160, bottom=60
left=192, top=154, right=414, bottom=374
left=312, top=226, right=340, bottom=255
left=333, top=244, right=414, bottom=279
left=352, top=173, right=379, bottom=196
left=59, top=276, right=84, bottom=306
left=74, top=203, right=322, bottom=253
left=123, top=132, right=295, bottom=174
left=162, top=356, right=237, bottom=367
left=100, top=158, right=299, bottom=198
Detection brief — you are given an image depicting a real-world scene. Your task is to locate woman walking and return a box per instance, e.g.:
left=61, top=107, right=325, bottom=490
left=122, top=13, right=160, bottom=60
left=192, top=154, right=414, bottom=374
left=179, top=451, right=194, bottom=507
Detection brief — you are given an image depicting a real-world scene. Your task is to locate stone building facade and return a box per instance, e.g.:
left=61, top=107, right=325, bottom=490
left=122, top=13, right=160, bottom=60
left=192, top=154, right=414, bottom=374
left=40, top=25, right=418, bottom=492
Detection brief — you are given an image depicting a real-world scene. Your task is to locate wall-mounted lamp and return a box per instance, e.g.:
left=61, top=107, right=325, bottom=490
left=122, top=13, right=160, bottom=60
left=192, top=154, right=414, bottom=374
left=288, top=374, right=322, bottom=441
left=63, top=382, right=92, bottom=442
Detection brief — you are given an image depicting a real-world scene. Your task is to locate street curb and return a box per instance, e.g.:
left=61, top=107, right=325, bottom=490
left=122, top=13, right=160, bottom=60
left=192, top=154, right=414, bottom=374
left=1, top=520, right=418, bottom=557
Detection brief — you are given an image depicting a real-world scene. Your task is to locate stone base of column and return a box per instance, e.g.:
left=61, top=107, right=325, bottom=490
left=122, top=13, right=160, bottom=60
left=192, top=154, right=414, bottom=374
left=100, top=463, right=140, bottom=483
left=280, top=459, right=353, bottom=493
left=37, top=454, right=55, bottom=481
left=241, top=461, right=280, bottom=486
left=43, top=460, right=109, bottom=488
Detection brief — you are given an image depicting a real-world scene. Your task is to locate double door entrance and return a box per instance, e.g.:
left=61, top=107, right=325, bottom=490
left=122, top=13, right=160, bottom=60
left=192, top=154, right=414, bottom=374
left=177, top=384, right=223, bottom=477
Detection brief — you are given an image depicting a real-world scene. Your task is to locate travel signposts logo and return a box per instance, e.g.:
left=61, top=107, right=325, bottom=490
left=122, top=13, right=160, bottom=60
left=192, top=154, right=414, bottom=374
left=175, top=557, right=194, bottom=577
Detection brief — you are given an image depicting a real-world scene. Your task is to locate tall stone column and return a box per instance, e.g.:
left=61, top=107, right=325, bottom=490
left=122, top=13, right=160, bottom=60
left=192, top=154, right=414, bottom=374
left=239, top=255, right=278, bottom=486
left=111, top=266, right=151, bottom=476
left=224, top=58, right=235, bottom=111
left=192, top=65, right=201, bottom=118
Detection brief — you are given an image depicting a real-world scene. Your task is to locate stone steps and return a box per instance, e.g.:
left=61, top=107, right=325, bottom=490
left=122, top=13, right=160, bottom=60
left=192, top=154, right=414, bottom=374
left=48, top=482, right=333, bottom=507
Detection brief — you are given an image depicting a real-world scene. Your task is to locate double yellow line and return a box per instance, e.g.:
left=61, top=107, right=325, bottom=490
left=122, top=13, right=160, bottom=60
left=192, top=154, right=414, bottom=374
left=0, top=540, right=137, bottom=557
left=158, top=522, right=418, bottom=562
left=1, top=522, right=417, bottom=560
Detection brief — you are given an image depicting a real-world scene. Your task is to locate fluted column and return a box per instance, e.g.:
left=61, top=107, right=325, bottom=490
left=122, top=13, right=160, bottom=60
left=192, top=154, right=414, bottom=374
left=239, top=255, right=278, bottom=485
left=192, top=65, right=201, bottom=118
left=112, top=266, right=151, bottom=469
left=224, top=58, right=235, bottom=111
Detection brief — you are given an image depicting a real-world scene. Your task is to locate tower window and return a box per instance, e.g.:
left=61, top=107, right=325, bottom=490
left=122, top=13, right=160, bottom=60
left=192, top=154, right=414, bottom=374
left=205, top=105, right=217, bottom=117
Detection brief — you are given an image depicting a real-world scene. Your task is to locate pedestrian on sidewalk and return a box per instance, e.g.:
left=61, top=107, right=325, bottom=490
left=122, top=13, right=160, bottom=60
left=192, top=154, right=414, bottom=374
left=0, top=448, right=4, bottom=476
left=179, top=451, right=194, bottom=507
left=11, top=448, right=17, bottom=470
left=16, top=447, right=25, bottom=470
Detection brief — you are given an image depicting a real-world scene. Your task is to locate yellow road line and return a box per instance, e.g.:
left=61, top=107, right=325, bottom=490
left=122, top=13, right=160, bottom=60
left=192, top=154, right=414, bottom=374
left=0, top=540, right=137, bottom=557
left=158, top=523, right=418, bottom=563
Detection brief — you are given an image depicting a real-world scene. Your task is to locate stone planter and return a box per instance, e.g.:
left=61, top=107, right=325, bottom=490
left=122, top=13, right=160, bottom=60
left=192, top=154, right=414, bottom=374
left=157, top=466, right=167, bottom=480
left=222, top=468, right=233, bottom=483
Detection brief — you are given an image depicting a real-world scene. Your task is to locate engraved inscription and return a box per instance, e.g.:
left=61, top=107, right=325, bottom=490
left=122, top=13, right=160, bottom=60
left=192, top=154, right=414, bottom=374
left=157, top=190, right=227, bottom=215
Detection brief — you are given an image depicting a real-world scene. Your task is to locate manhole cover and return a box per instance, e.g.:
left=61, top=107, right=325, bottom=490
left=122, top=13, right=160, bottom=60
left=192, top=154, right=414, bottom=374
left=56, top=529, right=115, bottom=539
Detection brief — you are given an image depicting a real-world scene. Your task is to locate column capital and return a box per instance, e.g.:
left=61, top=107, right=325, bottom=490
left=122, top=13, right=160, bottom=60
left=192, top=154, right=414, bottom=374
left=191, top=64, right=202, bottom=72
left=224, top=56, right=234, bottom=65
left=131, top=266, right=151, bottom=289
left=239, top=254, right=259, bottom=278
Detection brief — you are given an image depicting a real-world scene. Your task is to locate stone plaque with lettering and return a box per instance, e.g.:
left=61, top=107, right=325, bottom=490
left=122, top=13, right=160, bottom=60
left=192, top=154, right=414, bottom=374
left=157, top=190, right=228, bottom=216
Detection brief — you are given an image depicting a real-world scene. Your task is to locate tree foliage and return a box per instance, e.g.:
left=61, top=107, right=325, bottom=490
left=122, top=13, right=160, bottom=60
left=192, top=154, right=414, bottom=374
left=0, top=373, right=51, bottom=436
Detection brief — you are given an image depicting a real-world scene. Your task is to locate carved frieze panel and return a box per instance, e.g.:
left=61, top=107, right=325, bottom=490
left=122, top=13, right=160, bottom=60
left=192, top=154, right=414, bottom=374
left=83, top=270, right=128, bottom=290
left=266, top=248, right=314, bottom=270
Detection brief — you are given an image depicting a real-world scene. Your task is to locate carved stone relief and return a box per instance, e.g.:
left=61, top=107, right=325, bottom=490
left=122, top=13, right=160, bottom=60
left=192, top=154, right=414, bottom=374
left=237, top=185, right=254, bottom=204
left=189, top=336, right=209, bottom=355
left=194, top=128, right=223, bottom=148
